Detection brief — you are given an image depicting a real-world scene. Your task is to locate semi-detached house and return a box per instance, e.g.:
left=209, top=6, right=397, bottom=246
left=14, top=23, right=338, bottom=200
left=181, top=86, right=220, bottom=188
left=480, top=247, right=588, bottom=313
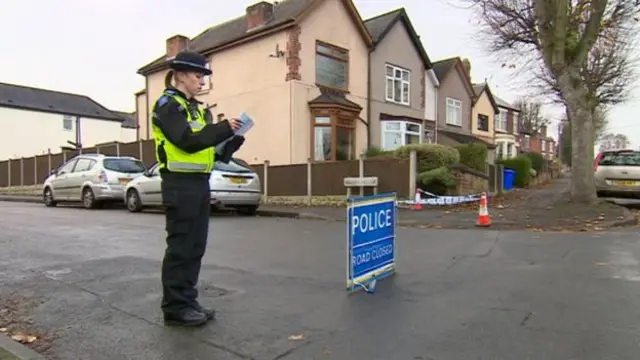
left=362, top=8, right=433, bottom=151
left=136, top=0, right=372, bottom=166
left=0, top=82, right=137, bottom=160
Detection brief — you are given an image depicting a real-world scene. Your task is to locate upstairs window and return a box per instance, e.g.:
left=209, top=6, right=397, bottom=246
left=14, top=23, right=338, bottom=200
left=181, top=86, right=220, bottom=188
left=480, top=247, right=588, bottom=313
left=496, top=109, right=508, bottom=131
left=316, top=42, right=349, bottom=91
left=446, top=98, right=462, bottom=126
left=385, top=64, right=410, bottom=105
left=477, top=114, right=489, bottom=132
left=62, top=115, right=73, bottom=131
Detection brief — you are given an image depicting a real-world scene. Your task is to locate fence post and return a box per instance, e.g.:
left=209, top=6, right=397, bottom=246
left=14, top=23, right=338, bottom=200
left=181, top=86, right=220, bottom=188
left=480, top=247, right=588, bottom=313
left=262, top=160, right=269, bottom=204
left=138, top=140, right=144, bottom=160
left=306, top=158, right=312, bottom=205
left=63, top=151, right=67, bottom=162
left=20, top=157, right=24, bottom=187
left=497, top=164, right=504, bottom=195
left=47, top=151, right=52, bottom=175
left=34, top=156, right=38, bottom=185
left=116, top=142, right=121, bottom=156
left=7, top=158, right=11, bottom=187
left=96, top=146, right=101, bottom=154
left=358, top=155, right=364, bottom=196
left=409, top=150, right=417, bottom=199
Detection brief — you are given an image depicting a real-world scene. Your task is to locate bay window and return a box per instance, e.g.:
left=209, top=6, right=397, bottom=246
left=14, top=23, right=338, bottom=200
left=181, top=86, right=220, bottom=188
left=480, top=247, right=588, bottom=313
left=381, top=121, right=422, bottom=151
left=311, top=109, right=357, bottom=162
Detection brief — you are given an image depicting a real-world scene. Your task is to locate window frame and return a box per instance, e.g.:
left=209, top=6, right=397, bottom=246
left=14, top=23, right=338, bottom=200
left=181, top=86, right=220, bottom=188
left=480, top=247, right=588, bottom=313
left=62, top=115, right=73, bottom=131
left=445, top=97, right=462, bottom=126
left=496, top=109, right=508, bottom=131
left=477, top=114, right=489, bottom=132
left=381, top=120, right=423, bottom=151
left=200, top=61, right=212, bottom=92
left=72, top=158, right=96, bottom=173
left=315, top=41, right=349, bottom=92
left=385, top=64, right=411, bottom=106
left=310, top=109, right=357, bottom=162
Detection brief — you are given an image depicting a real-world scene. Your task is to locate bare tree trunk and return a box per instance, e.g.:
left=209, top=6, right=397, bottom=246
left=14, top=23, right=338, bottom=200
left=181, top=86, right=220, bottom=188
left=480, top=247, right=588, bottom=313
left=560, top=71, right=598, bottom=203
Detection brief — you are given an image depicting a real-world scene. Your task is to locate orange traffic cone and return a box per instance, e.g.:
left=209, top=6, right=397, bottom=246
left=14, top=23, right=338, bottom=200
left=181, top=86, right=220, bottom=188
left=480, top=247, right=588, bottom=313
left=475, top=192, right=491, bottom=227
left=411, top=188, right=423, bottom=210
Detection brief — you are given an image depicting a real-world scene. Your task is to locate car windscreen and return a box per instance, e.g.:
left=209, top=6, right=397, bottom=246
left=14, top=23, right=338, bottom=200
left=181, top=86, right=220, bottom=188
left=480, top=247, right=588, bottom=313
left=213, top=159, right=252, bottom=173
left=599, top=152, right=640, bottom=166
left=103, top=158, right=147, bottom=173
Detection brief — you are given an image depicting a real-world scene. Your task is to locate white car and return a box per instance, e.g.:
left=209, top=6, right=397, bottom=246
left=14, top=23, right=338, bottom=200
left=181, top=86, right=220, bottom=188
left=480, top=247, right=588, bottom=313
left=43, top=154, right=146, bottom=209
left=124, top=158, right=262, bottom=215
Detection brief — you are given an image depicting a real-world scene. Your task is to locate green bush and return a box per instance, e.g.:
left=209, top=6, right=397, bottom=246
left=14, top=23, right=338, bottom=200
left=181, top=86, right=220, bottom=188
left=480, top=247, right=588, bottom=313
left=455, top=143, right=488, bottom=172
left=497, top=155, right=532, bottom=187
left=418, top=166, right=456, bottom=195
left=395, top=144, right=460, bottom=173
left=364, top=146, right=395, bottom=159
left=522, top=152, right=545, bottom=172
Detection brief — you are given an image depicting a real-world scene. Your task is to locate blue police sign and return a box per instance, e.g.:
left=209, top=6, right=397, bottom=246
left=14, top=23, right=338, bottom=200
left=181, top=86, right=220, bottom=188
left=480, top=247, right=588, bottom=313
left=346, top=193, right=397, bottom=293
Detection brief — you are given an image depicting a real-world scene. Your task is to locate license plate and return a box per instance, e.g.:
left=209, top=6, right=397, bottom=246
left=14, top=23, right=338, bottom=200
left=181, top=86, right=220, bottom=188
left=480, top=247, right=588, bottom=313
left=229, top=177, right=248, bottom=184
left=615, top=180, right=637, bottom=186
left=118, top=178, right=130, bottom=185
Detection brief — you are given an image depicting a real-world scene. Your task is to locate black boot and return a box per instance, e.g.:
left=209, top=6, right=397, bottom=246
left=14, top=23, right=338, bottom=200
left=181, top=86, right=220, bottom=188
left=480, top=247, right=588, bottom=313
left=163, top=309, right=208, bottom=327
left=194, top=304, right=216, bottom=320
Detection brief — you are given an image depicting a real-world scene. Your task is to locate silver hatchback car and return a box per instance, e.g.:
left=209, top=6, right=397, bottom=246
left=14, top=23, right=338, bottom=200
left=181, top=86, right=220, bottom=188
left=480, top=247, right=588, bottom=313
left=124, top=158, right=262, bottom=215
left=594, top=149, right=640, bottom=197
left=43, top=154, right=147, bottom=209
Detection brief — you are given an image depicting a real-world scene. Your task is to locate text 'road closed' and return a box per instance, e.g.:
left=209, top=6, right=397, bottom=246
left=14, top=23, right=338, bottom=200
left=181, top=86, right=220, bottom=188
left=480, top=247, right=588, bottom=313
left=352, top=243, right=394, bottom=267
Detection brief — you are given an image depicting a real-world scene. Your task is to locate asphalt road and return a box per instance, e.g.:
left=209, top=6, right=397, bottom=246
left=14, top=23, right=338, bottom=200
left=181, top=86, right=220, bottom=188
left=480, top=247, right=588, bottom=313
left=2, top=202, right=640, bottom=359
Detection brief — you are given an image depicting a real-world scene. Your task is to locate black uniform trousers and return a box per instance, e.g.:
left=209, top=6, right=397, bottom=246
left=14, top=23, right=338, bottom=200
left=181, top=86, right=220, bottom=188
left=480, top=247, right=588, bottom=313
left=160, top=171, right=211, bottom=314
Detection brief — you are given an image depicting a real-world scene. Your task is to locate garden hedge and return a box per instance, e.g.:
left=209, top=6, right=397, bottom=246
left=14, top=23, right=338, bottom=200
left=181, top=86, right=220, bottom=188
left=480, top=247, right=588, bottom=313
left=455, top=143, right=488, bottom=172
left=497, top=155, right=532, bottom=187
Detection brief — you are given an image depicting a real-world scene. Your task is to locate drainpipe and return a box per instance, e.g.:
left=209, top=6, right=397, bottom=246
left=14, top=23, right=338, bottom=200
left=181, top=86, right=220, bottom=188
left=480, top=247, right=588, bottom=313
left=75, top=116, right=83, bottom=154
left=366, top=49, right=372, bottom=149
left=434, top=80, right=438, bottom=143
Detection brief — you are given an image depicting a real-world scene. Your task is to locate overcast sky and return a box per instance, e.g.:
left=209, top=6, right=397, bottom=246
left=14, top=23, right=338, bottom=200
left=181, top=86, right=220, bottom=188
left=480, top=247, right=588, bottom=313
left=1, top=0, right=638, bottom=144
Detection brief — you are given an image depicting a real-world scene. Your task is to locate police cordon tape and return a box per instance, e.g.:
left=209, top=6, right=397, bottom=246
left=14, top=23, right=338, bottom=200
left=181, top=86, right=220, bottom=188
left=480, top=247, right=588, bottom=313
left=397, top=189, right=482, bottom=206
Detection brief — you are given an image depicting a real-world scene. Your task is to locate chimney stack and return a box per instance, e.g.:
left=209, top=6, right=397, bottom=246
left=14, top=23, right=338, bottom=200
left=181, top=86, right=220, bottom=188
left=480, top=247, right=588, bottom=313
left=166, top=35, right=190, bottom=59
left=246, top=1, right=274, bottom=31
left=540, top=125, right=547, bottom=137
left=461, top=58, right=471, bottom=79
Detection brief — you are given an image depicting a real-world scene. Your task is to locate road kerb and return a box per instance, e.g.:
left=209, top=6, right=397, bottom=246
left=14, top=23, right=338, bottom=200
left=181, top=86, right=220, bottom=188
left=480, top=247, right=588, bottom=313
left=0, top=334, right=45, bottom=360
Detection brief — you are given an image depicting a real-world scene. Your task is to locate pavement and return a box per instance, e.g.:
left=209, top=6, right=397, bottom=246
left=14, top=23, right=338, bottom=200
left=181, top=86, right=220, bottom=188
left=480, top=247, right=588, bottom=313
left=2, top=176, right=635, bottom=232
left=3, top=202, right=640, bottom=359
left=262, top=177, right=638, bottom=231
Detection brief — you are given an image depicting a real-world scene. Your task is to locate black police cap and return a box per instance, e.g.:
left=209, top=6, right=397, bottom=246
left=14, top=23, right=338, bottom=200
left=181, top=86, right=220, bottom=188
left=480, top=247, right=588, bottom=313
left=169, top=51, right=212, bottom=75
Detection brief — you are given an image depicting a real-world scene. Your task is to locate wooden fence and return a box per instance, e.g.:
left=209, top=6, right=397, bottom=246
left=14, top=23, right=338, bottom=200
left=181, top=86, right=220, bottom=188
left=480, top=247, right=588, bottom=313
left=0, top=139, right=414, bottom=198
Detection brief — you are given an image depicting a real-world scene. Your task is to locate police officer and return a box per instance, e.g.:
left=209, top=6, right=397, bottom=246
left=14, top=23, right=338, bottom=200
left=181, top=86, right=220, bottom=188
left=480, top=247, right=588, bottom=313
left=152, top=50, right=243, bottom=327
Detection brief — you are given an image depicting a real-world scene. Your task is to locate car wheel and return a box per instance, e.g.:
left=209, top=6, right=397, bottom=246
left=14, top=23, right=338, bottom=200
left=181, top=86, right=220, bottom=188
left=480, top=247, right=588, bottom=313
left=43, top=187, right=57, bottom=207
left=126, top=189, right=143, bottom=213
left=82, top=187, right=98, bottom=209
left=236, top=205, right=258, bottom=216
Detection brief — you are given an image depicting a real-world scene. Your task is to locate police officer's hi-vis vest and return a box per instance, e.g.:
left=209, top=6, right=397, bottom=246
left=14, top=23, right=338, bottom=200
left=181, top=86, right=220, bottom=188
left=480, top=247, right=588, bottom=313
left=152, top=91, right=215, bottom=173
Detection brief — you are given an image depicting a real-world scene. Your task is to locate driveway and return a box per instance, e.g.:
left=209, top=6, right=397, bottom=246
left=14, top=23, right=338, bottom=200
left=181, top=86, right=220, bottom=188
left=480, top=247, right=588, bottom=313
left=1, top=202, right=640, bottom=359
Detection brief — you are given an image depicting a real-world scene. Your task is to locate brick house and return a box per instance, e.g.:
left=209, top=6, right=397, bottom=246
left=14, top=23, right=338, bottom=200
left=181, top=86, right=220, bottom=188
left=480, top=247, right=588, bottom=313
left=136, top=0, right=373, bottom=165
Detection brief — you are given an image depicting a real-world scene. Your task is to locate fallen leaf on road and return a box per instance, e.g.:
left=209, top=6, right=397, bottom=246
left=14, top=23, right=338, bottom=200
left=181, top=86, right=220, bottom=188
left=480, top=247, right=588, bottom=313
left=595, top=262, right=609, bottom=266
left=0, top=328, right=6, bottom=333
left=288, top=334, right=305, bottom=341
left=11, top=333, right=37, bottom=343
